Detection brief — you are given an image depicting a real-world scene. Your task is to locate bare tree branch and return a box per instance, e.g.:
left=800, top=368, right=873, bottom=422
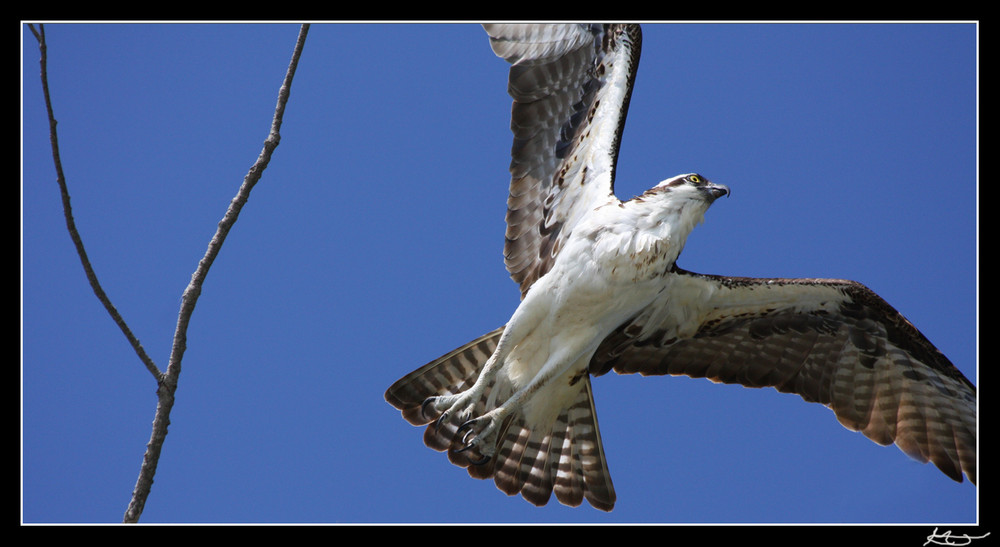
left=28, top=23, right=161, bottom=380
left=27, top=22, right=311, bottom=523
left=122, top=23, right=310, bottom=524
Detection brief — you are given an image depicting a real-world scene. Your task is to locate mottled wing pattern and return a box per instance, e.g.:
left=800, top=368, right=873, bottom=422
left=483, top=23, right=642, bottom=297
left=590, top=269, right=977, bottom=484
left=385, top=326, right=616, bottom=510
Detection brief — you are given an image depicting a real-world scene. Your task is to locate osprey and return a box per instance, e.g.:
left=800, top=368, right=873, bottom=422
left=385, top=23, right=976, bottom=512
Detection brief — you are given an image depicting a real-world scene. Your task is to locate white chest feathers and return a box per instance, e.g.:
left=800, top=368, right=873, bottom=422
left=570, top=196, right=707, bottom=284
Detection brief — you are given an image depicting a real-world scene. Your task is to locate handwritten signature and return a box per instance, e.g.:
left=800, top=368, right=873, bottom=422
left=925, top=527, right=991, bottom=546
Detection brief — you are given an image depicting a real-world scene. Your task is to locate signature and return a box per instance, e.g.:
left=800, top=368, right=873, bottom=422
left=925, top=527, right=991, bottom=546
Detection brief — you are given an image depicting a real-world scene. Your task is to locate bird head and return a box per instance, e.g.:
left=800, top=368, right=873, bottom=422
left=633, top=173, right=729, bottom=236
left=651, top=173, right=729, bottom=203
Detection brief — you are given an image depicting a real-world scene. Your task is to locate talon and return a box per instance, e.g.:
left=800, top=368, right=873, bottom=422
left=457, top=418, right=477, bottom=444
left=454, top=419, right=491, bottom=465
left=433, top=412, right=449, bottom=433
left=422, top=397, right=450, bottom=432
left=454, top=419, right=478, bottom=448
left=420, top=397, right=435, bottom=420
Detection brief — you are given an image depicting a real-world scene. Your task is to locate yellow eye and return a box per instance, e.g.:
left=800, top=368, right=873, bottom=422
left=688, top=174, right=702, bottom=183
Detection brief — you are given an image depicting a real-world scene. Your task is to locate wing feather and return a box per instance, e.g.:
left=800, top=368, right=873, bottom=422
left=590, top=268, right=977, bottom=484
left=483, top=23, right=642, bottom=296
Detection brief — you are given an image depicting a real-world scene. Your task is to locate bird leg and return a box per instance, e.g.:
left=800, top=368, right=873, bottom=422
left=421, top=305, right=545, bottom=427
left=422, top=340, right=511, bottom=431
left=445, top=337, right=592, bottom=460
left=453, top=410, right=508, bottom=463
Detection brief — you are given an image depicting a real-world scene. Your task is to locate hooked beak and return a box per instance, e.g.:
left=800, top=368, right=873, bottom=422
left=703, top=182, right=729, bottom=202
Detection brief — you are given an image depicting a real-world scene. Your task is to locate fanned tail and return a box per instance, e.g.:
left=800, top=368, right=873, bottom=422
left=493, top=377, right=616, bottom=510
left=385, top=327, right=617, bottom=511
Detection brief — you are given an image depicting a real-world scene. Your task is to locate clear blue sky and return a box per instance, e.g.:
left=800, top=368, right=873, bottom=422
left=22, top=22, right=977, bottom=524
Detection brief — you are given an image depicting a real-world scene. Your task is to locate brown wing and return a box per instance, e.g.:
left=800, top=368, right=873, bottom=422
left=590, top=268, right=977, bottom=484
left=483, top=23, right=642, bottom=297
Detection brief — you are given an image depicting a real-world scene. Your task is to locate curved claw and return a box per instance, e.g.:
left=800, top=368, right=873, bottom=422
left=420, top=398, right=434, bottom=420
left=422, top=398, right=449, bottom=433
left=433, top=412, right=451, bottom=434
left=456, top=418, right=475, bottom=443
left=453, top=419, right=491, bottom=465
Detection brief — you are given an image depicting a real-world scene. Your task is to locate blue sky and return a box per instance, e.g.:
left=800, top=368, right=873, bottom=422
left=22, top=23, right=977, bottom=524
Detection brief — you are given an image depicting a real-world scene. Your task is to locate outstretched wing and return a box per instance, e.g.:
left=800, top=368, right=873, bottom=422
left=483, top=23, right=642, bottom=297
left=590, top=268, right=977, bottom=484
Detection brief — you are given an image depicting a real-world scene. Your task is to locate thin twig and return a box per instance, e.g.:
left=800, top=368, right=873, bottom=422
left=28, top=23, right=161, bottom=380
left=121, top=23, right=311, bottom=523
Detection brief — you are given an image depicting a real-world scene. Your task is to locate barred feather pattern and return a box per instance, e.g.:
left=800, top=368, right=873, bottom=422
left=385, top=327, right=616, bottom=510
left=590, top=271, right=977, bottom=484
left=386, top=22, right=975, bottom=514
left=483, top=23, right=641, bottom=298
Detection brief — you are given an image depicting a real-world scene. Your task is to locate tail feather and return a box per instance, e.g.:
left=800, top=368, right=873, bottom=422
left=385, top=327, right=617, bottom=511
left=385, top=327, right=503, bottom=426
left=571, top=379, right=616, bottom=511
left=494, top=377, right=616, bottom=510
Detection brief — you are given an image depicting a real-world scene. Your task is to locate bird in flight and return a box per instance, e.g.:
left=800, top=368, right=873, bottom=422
left=385, top=23, right=976, bottom=512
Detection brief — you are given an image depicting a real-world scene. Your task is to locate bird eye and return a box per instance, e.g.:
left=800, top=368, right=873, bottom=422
left=687, top=174, right=702, bottom=184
